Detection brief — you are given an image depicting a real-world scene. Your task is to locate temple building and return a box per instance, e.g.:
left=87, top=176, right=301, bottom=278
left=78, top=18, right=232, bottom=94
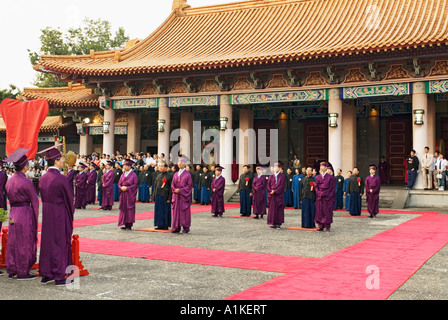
left=23, top=0, right=448, bottom=189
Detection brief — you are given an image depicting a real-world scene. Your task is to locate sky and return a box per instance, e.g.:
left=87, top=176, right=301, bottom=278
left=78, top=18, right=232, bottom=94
left=0, top=0, right=238, bottom=91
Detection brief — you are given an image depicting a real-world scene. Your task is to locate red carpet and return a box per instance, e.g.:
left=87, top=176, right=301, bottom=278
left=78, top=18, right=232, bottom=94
left=225, top=214, right=448, bottom=300
left=49, top=203, right=242, bottom=230
left=28, top=201, right=448, bottom=300
left=75, top=237, right=316, bottom=273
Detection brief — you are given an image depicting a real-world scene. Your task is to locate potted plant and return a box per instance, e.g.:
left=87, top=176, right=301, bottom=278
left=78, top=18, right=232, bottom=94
left=0, top=208, right=8, bottom=230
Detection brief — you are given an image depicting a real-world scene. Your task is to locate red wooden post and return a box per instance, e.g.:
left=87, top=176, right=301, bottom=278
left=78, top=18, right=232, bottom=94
left=0, top=228, right=8, bottom=268
left=71, top=234, right=89, bottom=276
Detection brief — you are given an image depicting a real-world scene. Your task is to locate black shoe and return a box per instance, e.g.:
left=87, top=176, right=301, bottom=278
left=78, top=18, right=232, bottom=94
left=253, top=215, right=259, bottom=219
left=8, top=273, right=16, bottom=279
left=40, top=277, right=54, bottom=284
left=55, top=279, right=67, bottom=286
left=17, top=274, right=36, bottom=281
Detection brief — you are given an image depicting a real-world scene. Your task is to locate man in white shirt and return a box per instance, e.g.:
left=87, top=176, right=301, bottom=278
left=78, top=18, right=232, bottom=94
left=145, top=153, right=155, bottom=166
left=435, top=153, right=447, bottom=191
left=421, top=147, right=434, bottom=190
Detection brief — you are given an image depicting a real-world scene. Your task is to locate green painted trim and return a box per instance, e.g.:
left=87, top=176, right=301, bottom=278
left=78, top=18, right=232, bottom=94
left=230, top=89, right=328, bottom=105
left=342, top=83, right=410, bottom=99
left=426, top=80, right=448, bottom=94
left=112, top=98, right=159, bottom=110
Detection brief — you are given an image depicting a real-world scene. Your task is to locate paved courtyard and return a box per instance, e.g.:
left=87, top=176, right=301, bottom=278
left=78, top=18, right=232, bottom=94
left=1, top=200, right=448, bottom=304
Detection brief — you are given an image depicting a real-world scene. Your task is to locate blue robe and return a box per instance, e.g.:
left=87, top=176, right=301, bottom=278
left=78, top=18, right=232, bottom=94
left=343, top=178, right=350, bottom=211
left=292, top=174, right=303, bottom=209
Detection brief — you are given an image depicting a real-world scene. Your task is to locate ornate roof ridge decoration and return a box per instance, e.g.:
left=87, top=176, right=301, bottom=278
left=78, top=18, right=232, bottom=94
left=172, top=0, right=190, bottom=14
left=34, top=0, right=448, bottom=78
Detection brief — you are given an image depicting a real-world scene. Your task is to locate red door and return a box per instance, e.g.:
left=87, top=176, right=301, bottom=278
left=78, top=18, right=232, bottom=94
left=386, top=117, right=412, bottom=182
left=303, top=120, right=328, bottom=168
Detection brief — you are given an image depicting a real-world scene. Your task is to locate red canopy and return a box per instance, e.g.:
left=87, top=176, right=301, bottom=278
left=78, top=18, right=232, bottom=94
left=0, top=98, right=49, bottom=159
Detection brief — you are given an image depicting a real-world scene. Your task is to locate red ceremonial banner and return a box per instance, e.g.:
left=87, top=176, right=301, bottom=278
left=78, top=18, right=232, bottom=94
left=0, top=98, right=49, bottom=159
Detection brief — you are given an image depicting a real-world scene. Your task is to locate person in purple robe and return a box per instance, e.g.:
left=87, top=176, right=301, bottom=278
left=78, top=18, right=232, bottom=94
left=67, top=165, right=76, bottom=196
left=211, top=166, right=225, bottom=218
left=38, top=146, right=75, bottom=285
left=118, top=160, right=138, bottom=230
left=378, top=156, right=388, bottom=185
left=74, top=163, right=88, bottom=209
left=365, top=165, right=381, bottom=218
left=86, top=162, right=98, bottom=205
left=314, top=161, right=335, bottom=232
left=4, top=149, right=39, bottom=280
left=252, top=166, right=267, bottom=219
left=0, top=164, right=7, bottom=211
left=171, top=155, right=193, bottom=234
left=101, top=161, right=115, bottom=211
left=267, top=161, right=286, bottom=229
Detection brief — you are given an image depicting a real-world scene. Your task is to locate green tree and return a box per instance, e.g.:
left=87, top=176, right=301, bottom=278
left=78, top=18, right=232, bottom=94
left=28, top=18, right=130, bottom=88
left=0, top=85, right=21, bottom=103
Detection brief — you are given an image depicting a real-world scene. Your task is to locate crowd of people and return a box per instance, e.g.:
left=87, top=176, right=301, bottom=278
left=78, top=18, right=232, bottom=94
left=0, top=145, right=446, bottom=283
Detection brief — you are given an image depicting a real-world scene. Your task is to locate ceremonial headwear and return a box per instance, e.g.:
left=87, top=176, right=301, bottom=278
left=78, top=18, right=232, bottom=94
left=37, top=144, right=63, bottom=161
left=79, top=163, right=87, bottom=170
left=123, top=160, right=134, bottom=167
left=274, top=161, right=283, bottom=168
left=5, top=148, right=30, bottom=170
left=215, top=165, right=224, bottom=171
left=320, top=161, right=329, bottom=167
left=90, top=162, right=98, bottom=169
left=106, top=160, right=114, bottom=167
left=178, top=155, right=190, bottom=164
left=369, top=165, right=377, bottom=170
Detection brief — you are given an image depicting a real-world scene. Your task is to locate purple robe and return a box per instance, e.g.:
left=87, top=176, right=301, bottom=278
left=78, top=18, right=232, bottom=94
left=118, top=171, right=138, bottom=227
left=267, top=173, right=285, bottom=226
left=171, top=169, right=193, bottom=232
left=101, top=169, right=114, bottom=209
left=38, top=168, right=75, bottom=281
left=0, top=170, right=7, bottom=209
left=67, top=169, right=75, bottom=196
left=86, top=170, right=97, bottom=205
left=5, top=171, right=39, bottom=277
left=211, top=175, right=225, bottom=215
left=74, top=171, right=88, bottom=209
left=314, top=173, right=335, bottom=229
left=365, top=175, right=381, bottom=216
left=252, top=175, right=267, bottom=216
left=379, top=161, right=388, bottom=184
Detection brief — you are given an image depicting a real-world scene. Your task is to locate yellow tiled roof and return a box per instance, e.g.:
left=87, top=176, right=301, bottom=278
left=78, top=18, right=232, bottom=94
left=21, top=83, right=99, bottom=107
left=35, top=0, right=448, bottom=77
